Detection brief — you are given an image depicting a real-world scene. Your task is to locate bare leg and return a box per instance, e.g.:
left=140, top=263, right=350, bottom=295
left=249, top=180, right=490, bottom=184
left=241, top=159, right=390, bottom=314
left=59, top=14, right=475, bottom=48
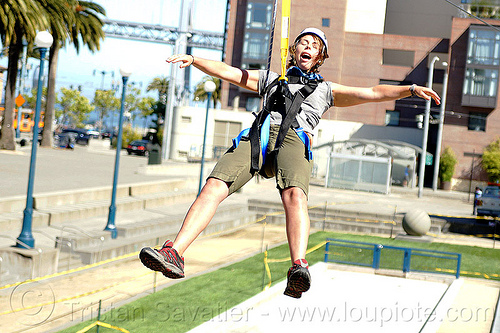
left=172, top=178, right=229, bottom=255
left=281, top=186, right=310, bottom=263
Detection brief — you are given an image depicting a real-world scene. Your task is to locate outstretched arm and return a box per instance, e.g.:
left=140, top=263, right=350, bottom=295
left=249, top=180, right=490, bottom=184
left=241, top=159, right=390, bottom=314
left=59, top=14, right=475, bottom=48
left=331, top=83, right=441, bottom=107
left=166, top=54, right=260, bottom=92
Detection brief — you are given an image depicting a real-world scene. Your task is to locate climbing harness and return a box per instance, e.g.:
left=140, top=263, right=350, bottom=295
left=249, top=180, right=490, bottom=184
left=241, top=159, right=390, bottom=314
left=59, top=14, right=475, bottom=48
left=247, top=71, right=321, bottom=178
left=231, top=0, right=321, bottom=178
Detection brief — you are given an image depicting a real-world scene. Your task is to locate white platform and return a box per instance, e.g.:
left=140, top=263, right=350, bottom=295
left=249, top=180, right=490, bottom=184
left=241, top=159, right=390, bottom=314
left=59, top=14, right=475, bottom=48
left=189, top=262, right=461, bottom=333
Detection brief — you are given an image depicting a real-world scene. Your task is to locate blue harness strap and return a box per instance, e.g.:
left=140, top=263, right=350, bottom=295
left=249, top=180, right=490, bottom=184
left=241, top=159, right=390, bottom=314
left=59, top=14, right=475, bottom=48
left=294, top=127, right=313, bottom=160
left=232, top=121, right=312, bottom=162
left=232, top=114, right=271, bottom=164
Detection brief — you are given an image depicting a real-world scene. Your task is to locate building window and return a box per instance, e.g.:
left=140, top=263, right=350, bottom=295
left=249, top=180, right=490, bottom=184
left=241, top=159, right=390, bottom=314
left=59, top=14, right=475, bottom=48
left=467, top=28, right=500, bottom=66
left=462, top=26, right=500, bottom=107
left=322, top=18, right=330, bottom=28
left=246, top=3, right=272, bottom=29
left=243, top=32, right=269, bottom=60
left=382, top=49, right=415, bottom=67
left=463, top=68, right=498, bottom=97
left=468, top=112, right=487, bottom=131
left=385, top=110, right=400, bottom=126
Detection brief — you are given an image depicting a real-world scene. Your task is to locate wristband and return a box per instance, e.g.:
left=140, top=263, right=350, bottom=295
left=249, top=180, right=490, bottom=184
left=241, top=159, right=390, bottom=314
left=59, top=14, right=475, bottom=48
left=409, top=84, right=417, bottom=97
left=189, top=54, right=195, bottom=65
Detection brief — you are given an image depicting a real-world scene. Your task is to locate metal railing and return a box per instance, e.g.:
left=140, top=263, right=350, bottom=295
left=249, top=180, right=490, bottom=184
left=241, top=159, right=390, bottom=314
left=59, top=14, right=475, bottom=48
left=33, top=229, right=74, bottom=272
left=460, top=1, right=500, bottom=19
left=324, top=238, right=462, bottom=279
left=52, top=225, right=105, bottom=264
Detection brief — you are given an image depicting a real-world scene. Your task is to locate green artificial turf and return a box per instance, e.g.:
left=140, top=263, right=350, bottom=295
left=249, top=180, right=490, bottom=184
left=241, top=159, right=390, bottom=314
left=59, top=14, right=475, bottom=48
left=57, top=231, right=500, bottom=333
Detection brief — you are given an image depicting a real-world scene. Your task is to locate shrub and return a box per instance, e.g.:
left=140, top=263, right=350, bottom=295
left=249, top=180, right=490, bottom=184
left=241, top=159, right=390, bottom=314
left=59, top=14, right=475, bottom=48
left=482, top=137, right=500, bottom=182
left=439, top=147, right=457, bottom=182
left=111, top=125, right=142, bottom=149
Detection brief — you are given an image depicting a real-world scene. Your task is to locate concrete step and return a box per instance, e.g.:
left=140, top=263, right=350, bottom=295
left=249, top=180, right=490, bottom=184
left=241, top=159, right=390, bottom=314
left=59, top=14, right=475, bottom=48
left=64, top=205, right=259, bottom=265
left=0, top=196, right=26, bottom=213
left=33, top=185, right=129, bottom=211
left=0, top=180, right=198, bottom=233
left=0, top=210, right=50, bottom=232
left=39, top=196, right=144, bottom=225
left=249, top=199, right=444, bottom=236
left=56, top=249, right=88, bottom=273
left=139, top=188, right=197, bottom=209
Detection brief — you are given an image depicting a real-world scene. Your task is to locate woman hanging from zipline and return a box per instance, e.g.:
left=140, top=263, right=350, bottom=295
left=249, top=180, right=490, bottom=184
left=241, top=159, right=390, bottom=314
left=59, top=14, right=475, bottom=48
left=139, top=27, right=440, bottom=298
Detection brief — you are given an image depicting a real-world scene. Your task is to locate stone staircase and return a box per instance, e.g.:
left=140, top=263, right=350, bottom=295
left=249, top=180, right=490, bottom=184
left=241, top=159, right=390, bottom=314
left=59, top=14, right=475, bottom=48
left=0, top=178, right=262, bottom=282
left=248, top=199, right=446, bottom=236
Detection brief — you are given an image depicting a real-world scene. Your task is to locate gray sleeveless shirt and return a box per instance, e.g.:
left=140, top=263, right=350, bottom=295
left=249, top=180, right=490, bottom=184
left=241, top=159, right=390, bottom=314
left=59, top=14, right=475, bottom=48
left=257, top=70, right=334, bottom=135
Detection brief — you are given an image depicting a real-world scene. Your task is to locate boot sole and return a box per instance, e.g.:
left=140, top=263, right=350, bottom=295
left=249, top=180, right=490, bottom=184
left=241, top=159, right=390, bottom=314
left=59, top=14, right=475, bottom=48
left=139, top=247, right=185, bottom=279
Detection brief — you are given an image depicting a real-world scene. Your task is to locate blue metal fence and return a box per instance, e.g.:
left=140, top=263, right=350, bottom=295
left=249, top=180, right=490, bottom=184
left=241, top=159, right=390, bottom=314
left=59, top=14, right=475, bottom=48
left=324, top=238, right=462, bottom=278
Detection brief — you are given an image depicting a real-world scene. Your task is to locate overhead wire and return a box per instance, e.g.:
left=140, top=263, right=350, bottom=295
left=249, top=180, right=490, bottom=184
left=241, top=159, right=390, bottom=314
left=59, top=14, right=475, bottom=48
left=444, top=0, right=500, bottom=33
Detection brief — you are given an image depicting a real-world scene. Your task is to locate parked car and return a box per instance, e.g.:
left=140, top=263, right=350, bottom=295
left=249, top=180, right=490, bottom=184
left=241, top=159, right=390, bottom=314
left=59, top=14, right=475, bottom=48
left=86, top=129, right=100, bottom=139
left=126, top=140, right=150, bottom=156
left=476, top=183, right=500, bottom=217
left=60, top=128, right=90, bottom=145
left=101, top=129, right=117, bottom=140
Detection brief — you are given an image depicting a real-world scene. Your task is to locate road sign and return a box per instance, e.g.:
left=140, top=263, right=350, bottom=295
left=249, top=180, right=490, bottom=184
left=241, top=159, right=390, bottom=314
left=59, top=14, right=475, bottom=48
left=425, top=153, right=433, bottom=166
left=15, top=94, right=26, bottom=107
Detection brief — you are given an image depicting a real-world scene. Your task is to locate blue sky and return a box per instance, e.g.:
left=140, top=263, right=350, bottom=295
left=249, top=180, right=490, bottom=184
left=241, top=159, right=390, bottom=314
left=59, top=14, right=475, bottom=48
left=1, top=0, right=227, bottom=103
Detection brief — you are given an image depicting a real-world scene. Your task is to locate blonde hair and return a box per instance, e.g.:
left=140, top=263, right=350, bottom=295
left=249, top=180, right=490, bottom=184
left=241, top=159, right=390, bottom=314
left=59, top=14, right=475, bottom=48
left=287, top=35, right=327, bottom=74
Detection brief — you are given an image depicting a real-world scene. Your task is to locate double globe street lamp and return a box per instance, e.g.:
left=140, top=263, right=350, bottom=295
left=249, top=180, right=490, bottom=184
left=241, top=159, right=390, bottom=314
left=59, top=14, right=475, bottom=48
left=17, top=31, right=53, bottom=249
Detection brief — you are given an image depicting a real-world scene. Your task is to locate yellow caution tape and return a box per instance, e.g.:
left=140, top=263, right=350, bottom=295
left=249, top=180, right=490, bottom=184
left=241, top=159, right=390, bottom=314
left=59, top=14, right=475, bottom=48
left=76, top=320, right=130, bottom=333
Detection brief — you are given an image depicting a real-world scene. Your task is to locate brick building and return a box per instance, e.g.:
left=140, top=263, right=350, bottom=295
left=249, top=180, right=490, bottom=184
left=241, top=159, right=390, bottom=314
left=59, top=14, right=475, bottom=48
left=220, top=0, right=500, bottom=188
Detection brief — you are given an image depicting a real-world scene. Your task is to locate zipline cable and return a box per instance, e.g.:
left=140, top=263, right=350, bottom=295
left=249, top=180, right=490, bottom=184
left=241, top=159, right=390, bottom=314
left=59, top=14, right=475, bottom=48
left=263, top=0, right=279, bottom=87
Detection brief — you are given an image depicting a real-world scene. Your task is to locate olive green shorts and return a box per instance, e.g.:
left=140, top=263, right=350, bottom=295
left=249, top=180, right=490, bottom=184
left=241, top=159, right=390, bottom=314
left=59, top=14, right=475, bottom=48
left=208, top=125, right=313, bottom=196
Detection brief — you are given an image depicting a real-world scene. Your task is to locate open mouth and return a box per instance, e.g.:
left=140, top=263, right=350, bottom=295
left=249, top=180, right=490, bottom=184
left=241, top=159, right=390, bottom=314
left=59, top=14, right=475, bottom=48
left=300, top=53, right=312, bottom=61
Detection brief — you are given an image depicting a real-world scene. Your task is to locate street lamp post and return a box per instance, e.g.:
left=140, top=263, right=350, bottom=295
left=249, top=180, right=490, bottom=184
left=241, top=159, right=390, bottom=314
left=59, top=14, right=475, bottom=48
left=418, top=56, right=439, bottom=198
left=105, top=67, right=132, bottom=238
left=198, top=80, right=216, bottom=195
left=432, top=62, right=449, bottom=191
left=17, top=31, right=53, bottom=249
left=15, top=38, right=28, bottom=139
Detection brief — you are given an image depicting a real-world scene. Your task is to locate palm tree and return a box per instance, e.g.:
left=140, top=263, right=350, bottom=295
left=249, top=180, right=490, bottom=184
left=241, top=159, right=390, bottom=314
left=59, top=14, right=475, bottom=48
left=146, top=76, right=169, bottom=127
left=0, top=0, right=47, bottom=150
left=41, top=0, right=106, bottom=147
left=193, top=76, right=221, bottom=108
left=147, top=76, right=170, bottom=101
left=38, top=0, right=74, bottom=147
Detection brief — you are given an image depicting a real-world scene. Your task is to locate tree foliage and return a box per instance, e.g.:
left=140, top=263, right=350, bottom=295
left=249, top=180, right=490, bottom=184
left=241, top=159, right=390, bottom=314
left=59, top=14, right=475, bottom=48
left=146, top=76, right=169, bottom=129
left=439, top=147, right=458, bottom=182
left=42, top=0, right=106, bottom=147
left=58, top=87, right=94, bottom=127
left=482, top=137, right=500, bottom=182
left=193, top=76, right=221, bottom=107
left=93, top=89, right=119, bottom=131
left=0, top=0, right=50, bottom=149
left=0, top=0, right=106, bottom=150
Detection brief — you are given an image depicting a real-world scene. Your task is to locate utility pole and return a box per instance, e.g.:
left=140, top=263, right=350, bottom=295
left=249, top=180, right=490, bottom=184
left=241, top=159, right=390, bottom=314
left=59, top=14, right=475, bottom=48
left=163, top=0, right=193, bottom=161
